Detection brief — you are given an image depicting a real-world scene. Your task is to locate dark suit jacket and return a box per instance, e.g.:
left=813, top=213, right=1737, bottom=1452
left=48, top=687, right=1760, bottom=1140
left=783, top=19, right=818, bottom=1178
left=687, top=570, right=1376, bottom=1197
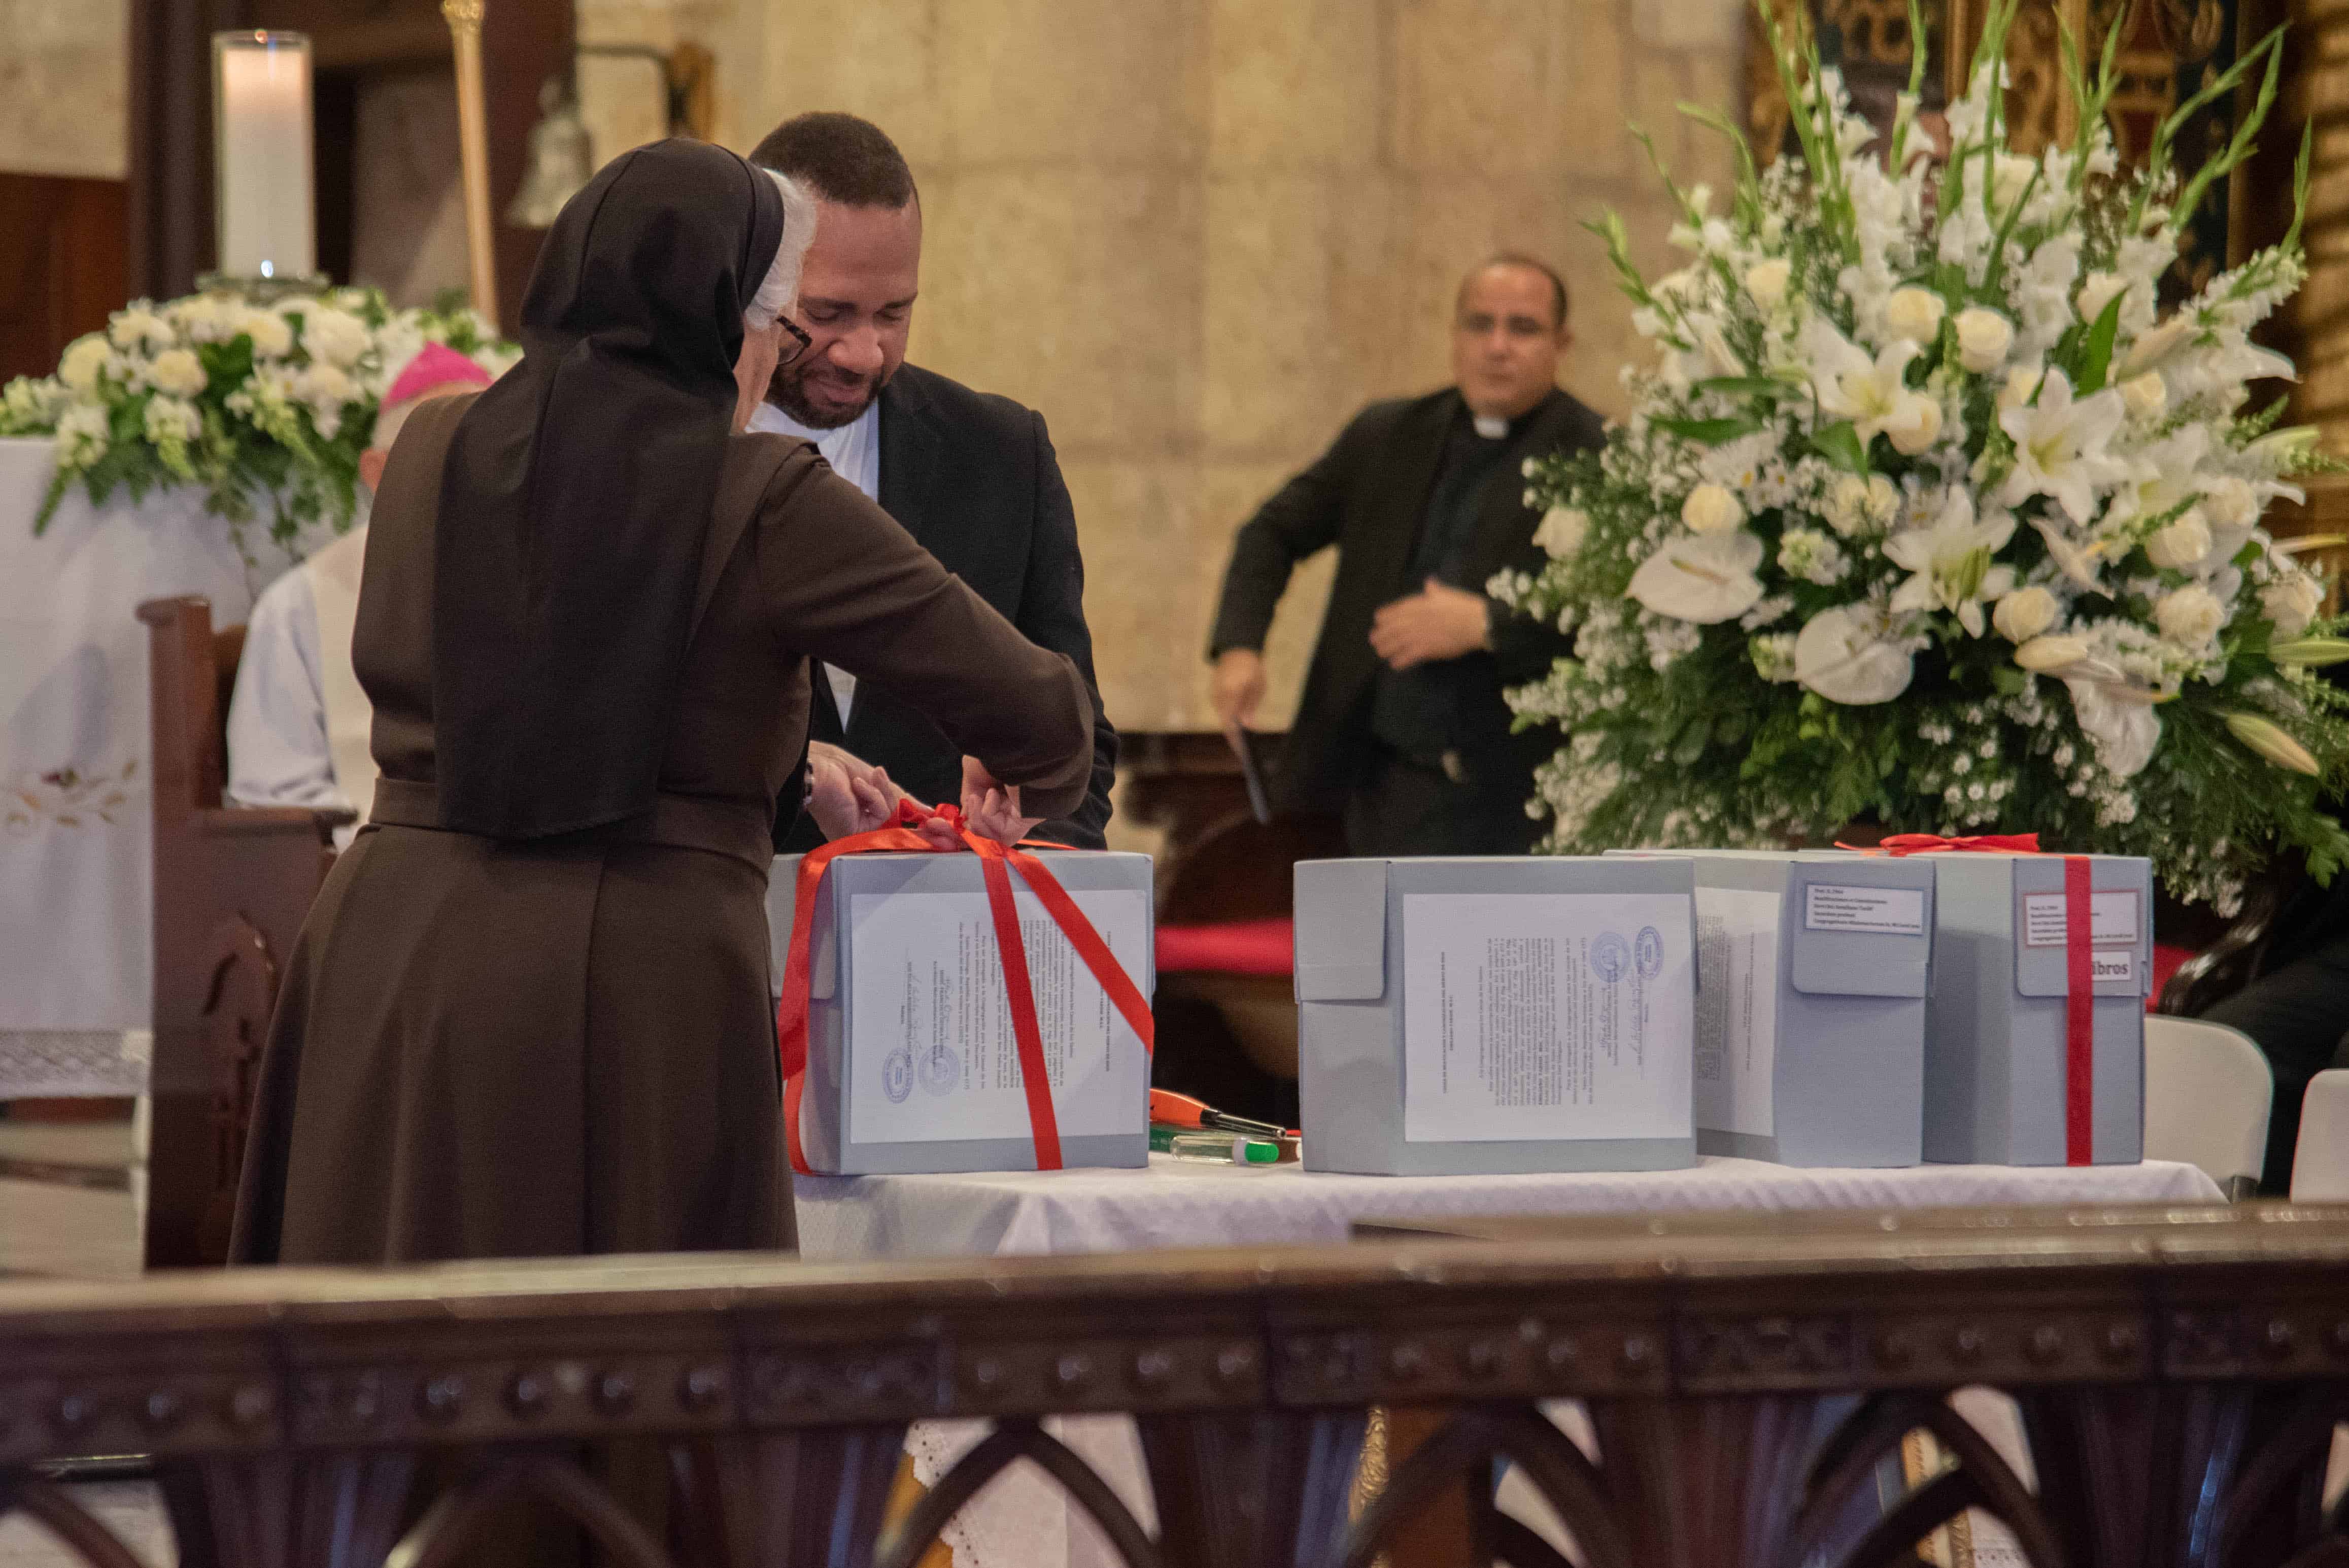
left=1208, top=385, right=1605, bottom=812
left=775, top=362, right=1117, bottom=852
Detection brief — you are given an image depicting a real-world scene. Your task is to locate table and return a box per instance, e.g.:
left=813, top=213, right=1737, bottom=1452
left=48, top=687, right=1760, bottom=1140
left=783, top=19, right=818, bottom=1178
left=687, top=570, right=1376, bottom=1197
left=795, top=1153, right=2222, bottom=1566
left=0, top=439, right=308, bottom=1096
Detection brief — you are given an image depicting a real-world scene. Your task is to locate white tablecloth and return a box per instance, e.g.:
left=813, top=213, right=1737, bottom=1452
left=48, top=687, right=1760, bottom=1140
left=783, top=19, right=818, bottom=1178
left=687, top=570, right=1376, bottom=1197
left=795, top=1154, right=2221, bottom=1566
left=0, top=438, right=307, bottom=1094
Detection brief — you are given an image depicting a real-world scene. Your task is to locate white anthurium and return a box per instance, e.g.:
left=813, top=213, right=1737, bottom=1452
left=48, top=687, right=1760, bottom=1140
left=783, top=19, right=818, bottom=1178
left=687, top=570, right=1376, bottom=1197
left=1794, top=603, right=1918, bottom=705
left=2063, top=675, right=2163, bottom=778
left=1801, top=317, right=1924, bottom=445
left=1882, top=491, right=2018, bottom=636
left=1625, top=529, right=1766, bottom=625
left=1996, top=367, right=2130, bottom=525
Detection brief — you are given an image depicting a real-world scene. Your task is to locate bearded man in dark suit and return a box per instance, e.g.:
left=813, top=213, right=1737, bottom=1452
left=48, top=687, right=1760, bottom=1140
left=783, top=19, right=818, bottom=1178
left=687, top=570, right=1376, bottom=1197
left=751, top=113, right=1116, bottom=850
left=1208, top=255, right=1605, bottom=856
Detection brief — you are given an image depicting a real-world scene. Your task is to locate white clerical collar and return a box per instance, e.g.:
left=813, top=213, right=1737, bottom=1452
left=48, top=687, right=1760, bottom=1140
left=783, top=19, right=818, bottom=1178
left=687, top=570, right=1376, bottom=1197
left=750, top=397, right=876, bottom=447
left=1471, top=414, right=1509, bottom=439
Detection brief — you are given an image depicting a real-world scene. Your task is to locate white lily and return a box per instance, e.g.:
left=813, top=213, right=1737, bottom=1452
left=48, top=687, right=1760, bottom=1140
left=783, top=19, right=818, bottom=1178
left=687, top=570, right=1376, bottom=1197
left=1997, top=367, right=2130, bottom=525
left=1882, top=491, right=2018, bottom=636
left=1625, top=530, right=1766, bottom=625
left=1802, top=317, right=1923, bottom=446
left=1794, top=603, right=1917, bottom=705
left=2029, top=516, right=2111, bottom=593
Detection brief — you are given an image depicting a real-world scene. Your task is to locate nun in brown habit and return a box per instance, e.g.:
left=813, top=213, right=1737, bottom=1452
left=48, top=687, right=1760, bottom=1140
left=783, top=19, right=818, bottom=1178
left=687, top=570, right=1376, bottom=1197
left=230, top=139, right=1093, bottom=1266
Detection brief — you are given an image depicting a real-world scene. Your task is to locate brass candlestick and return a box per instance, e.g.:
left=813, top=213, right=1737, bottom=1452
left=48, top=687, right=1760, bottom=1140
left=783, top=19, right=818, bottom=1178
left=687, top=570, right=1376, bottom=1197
left=442, top=0, right=499, bottom=324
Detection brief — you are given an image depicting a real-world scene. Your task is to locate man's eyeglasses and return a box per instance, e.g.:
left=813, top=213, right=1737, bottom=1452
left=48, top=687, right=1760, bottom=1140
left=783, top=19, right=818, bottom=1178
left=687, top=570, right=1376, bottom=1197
left=776, top=315, right=813, bottom=369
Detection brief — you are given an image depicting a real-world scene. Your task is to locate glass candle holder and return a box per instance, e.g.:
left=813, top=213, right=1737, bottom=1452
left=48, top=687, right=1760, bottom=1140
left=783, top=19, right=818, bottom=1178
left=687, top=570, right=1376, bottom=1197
left=211, top=31, right=319, bottom=287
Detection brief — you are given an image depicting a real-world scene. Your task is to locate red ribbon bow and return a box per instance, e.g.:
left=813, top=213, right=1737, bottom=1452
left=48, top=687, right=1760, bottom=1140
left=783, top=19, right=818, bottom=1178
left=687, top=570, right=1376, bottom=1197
left=775, top=798, right=1153, bottom=1176
left=1835, top=832, right=2042, bottom=856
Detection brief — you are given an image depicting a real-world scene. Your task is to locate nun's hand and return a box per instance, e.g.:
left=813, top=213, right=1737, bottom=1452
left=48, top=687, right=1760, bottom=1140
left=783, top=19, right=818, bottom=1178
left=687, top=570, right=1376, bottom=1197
left=806, top=742, right=900, bottom=839
left=961, top=757, right=1042, bottom=845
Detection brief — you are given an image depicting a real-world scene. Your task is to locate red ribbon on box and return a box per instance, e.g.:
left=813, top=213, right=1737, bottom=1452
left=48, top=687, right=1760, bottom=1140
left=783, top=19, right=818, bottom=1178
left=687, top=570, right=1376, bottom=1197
left=1833, top=830, right=2106, bottom=1165
left=775, top=799, right=1154, bottom=1176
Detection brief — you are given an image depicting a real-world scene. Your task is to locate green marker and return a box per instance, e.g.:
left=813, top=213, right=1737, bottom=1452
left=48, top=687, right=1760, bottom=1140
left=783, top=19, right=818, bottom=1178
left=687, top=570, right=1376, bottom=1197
left=1149, top=1124, right=1279, bottom=1164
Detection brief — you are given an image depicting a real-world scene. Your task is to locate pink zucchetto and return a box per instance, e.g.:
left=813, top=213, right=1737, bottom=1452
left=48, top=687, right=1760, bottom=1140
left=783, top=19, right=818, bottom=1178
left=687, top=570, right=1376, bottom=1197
left=383, top=342, right=493, bottom=409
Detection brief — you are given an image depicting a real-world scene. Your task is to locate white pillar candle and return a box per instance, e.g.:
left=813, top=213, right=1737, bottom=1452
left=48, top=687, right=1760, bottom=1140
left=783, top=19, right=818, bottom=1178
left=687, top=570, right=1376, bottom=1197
left=213, top=32, right=316, bottom=282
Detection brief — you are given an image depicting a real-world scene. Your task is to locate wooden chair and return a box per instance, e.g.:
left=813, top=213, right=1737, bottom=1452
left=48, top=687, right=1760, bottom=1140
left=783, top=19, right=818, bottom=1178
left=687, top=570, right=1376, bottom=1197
left=137, top=595, right=348, bottom=1269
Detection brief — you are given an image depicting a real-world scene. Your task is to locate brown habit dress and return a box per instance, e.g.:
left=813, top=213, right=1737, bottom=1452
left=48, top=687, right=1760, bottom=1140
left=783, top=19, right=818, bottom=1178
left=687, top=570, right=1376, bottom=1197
left=229, top=390, right=1094, bottom=1266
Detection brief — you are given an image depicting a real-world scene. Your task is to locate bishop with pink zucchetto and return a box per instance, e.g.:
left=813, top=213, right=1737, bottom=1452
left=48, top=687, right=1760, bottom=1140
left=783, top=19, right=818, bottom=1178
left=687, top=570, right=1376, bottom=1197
left=226, top=342, right=496, bottom=839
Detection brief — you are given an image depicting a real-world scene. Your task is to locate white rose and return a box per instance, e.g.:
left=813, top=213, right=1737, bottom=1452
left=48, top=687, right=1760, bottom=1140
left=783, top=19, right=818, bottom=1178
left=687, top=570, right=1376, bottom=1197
left=2015, top=633, right=2091, bottom=672
left=2144, top=507, right=2212, bottom=569
left=241, top=309, right=294, bottom=359
left=2075, top=271, right=2128, bottom=322
left=1882, top=391, right=1943, bottom=455
left=1680, top=482, right=1744, bottom=535
left=1744, top=258, right=1792, bottom=310
left=2203, top=475, right=2258, bottom=530
left=58, top=336, right=110, bottom=392
left=1794, top=605, right=1915, bottom=705
left=1992, top=585, right=2059, bottom=643
left=2263, top=571, right=2324, bottom=639
left=2119, top=370, right=2167, bottom=421
left=1533, top=505, right=1589, bottom=559
left=1996, top=364, right=2045, bottom=413
left=109, top=309, right=172, bottom=354
left=1884, top=287, right=1946, bottom=343
left=2154, top=583, right=2226, bottom=649
left=1953, top=309, right=2015, bottom=373
left=300, top=306, right=371, bottom=369
left=148, top=348, right=207, bottom=398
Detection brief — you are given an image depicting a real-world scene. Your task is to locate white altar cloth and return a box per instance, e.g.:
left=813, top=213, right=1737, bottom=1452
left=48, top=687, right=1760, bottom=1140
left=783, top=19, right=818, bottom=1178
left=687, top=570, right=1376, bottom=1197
left=0, top=438, right=304, bottom=1094
left=795, top=1154, right=2221, bottom=1566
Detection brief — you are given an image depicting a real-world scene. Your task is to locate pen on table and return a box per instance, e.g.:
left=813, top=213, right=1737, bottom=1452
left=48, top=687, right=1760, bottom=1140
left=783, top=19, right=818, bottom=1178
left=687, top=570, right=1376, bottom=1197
left=1148, top=1087, right=1291, bottom=1141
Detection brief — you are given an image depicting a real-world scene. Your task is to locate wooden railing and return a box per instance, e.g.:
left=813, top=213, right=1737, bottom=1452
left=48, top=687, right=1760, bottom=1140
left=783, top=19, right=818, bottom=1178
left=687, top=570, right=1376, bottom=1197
left=4, top=1204, right=2348, bottom=1567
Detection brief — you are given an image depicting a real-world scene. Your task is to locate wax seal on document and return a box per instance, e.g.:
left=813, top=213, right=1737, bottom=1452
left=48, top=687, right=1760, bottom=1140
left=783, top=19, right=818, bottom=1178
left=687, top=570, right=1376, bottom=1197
left=920, top=1043, right=960, bottom=1095
left=1634, top=926, right=1663, bottom=979
left=882, top=1046, right=914, bottom=1103
left=1590, top=932, right=1628, bottom=983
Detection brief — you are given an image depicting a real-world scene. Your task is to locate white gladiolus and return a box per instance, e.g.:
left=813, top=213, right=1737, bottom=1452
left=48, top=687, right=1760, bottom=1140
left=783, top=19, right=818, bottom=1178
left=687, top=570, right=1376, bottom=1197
left=1794, top=604, right=1916, bottom=704
left=148, top=348, right=207, bottom=398
left=1993, top=585, right=2059, bottom=643
left=1997, top=364, right=2043, bottom=411
left=1990, top=152, right=2037, bottom=212
left=1884, top=287, right=1946, bottom=342
left=2119, top=371, right=2167, bottom=421
left=2263, top=571, right=2325, bottom=639
left=59, top=337, right=110, bottom=392
left=1680, top=483, right=1744, bottom=535
left=1744, top=258, right=1791, bottom=309
left=2154, top=583, right=2226, bottom=649
left=2144, top=508, right=2213, bottom=569
left=1534, top=505, right=1588, bottom=559
left=1953, top=308, right=2014, bottom=372
left=143, top=396, right=201, bottom=444
left=1625, top=529, right=1765, bottom=624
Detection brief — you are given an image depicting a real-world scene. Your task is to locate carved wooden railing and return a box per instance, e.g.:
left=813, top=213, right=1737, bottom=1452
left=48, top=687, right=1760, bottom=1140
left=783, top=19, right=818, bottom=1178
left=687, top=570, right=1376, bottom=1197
left=4, top=1205, right=2348, bottom=1567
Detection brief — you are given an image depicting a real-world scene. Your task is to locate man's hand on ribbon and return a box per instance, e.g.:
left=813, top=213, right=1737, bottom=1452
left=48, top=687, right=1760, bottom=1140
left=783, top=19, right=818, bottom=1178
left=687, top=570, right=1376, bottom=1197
left=806, top=740, right=903, bottom=840
left=961, top=756, right=1042, bottom=845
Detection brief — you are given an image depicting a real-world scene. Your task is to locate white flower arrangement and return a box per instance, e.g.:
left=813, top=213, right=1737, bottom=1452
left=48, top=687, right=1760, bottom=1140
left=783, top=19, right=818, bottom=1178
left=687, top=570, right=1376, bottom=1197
left=1, top=286, right=516, bottom=558
left=1501, top=0, right=2349, bottom=908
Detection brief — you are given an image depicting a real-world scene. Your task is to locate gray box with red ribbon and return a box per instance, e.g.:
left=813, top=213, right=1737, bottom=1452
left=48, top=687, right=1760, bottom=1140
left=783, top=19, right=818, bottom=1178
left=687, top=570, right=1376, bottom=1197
left=1899, top=850, right=2151, bottom=1166
left=770, top=849, right=1154, bottom=1174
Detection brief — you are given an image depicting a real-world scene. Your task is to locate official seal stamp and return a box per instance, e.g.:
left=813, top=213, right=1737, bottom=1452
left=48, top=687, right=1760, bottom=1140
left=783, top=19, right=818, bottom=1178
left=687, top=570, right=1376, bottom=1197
left=882, top=1046, right=914, bottom=1104
left=1634, top=925, right=1663, bottom=979
left=1590, top=932, right=1628, bottom=983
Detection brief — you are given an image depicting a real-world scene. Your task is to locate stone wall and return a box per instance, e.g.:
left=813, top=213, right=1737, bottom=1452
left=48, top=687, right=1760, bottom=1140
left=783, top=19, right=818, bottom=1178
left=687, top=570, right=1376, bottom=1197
left=579, top=0, right=1747, bottom=733
left=0, top=0, right=128, bottom=180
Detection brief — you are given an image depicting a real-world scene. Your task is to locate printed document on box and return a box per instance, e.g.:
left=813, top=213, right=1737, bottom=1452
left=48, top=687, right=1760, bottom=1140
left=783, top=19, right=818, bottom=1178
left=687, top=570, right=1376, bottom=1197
left=1694, top=887, right=1780, bottom=1136
left=845, top=888, right=1148, bottom=1145
left=1401, top=892, right=1692, bottom=1143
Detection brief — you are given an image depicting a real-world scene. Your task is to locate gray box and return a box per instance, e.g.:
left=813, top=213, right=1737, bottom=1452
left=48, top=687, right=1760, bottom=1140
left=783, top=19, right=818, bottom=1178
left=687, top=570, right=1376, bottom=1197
left=769, top=850, right=1154, bottom=1174
left=1295, top=856, right=1698, bottom=1176
left=1890, top=851, right=2151, bottom=1165
left=1611, top=849, right=1934, bottom=1167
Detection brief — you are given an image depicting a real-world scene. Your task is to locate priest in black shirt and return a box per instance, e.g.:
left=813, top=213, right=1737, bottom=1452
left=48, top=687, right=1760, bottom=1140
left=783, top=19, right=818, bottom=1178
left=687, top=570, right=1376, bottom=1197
left=1207, top=255, right=1605, bottom=855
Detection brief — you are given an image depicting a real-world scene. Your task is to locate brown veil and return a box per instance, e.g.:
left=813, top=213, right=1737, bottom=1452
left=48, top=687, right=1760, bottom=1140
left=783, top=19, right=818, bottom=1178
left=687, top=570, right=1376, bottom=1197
left=428, top=138, right=785, bottom=838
